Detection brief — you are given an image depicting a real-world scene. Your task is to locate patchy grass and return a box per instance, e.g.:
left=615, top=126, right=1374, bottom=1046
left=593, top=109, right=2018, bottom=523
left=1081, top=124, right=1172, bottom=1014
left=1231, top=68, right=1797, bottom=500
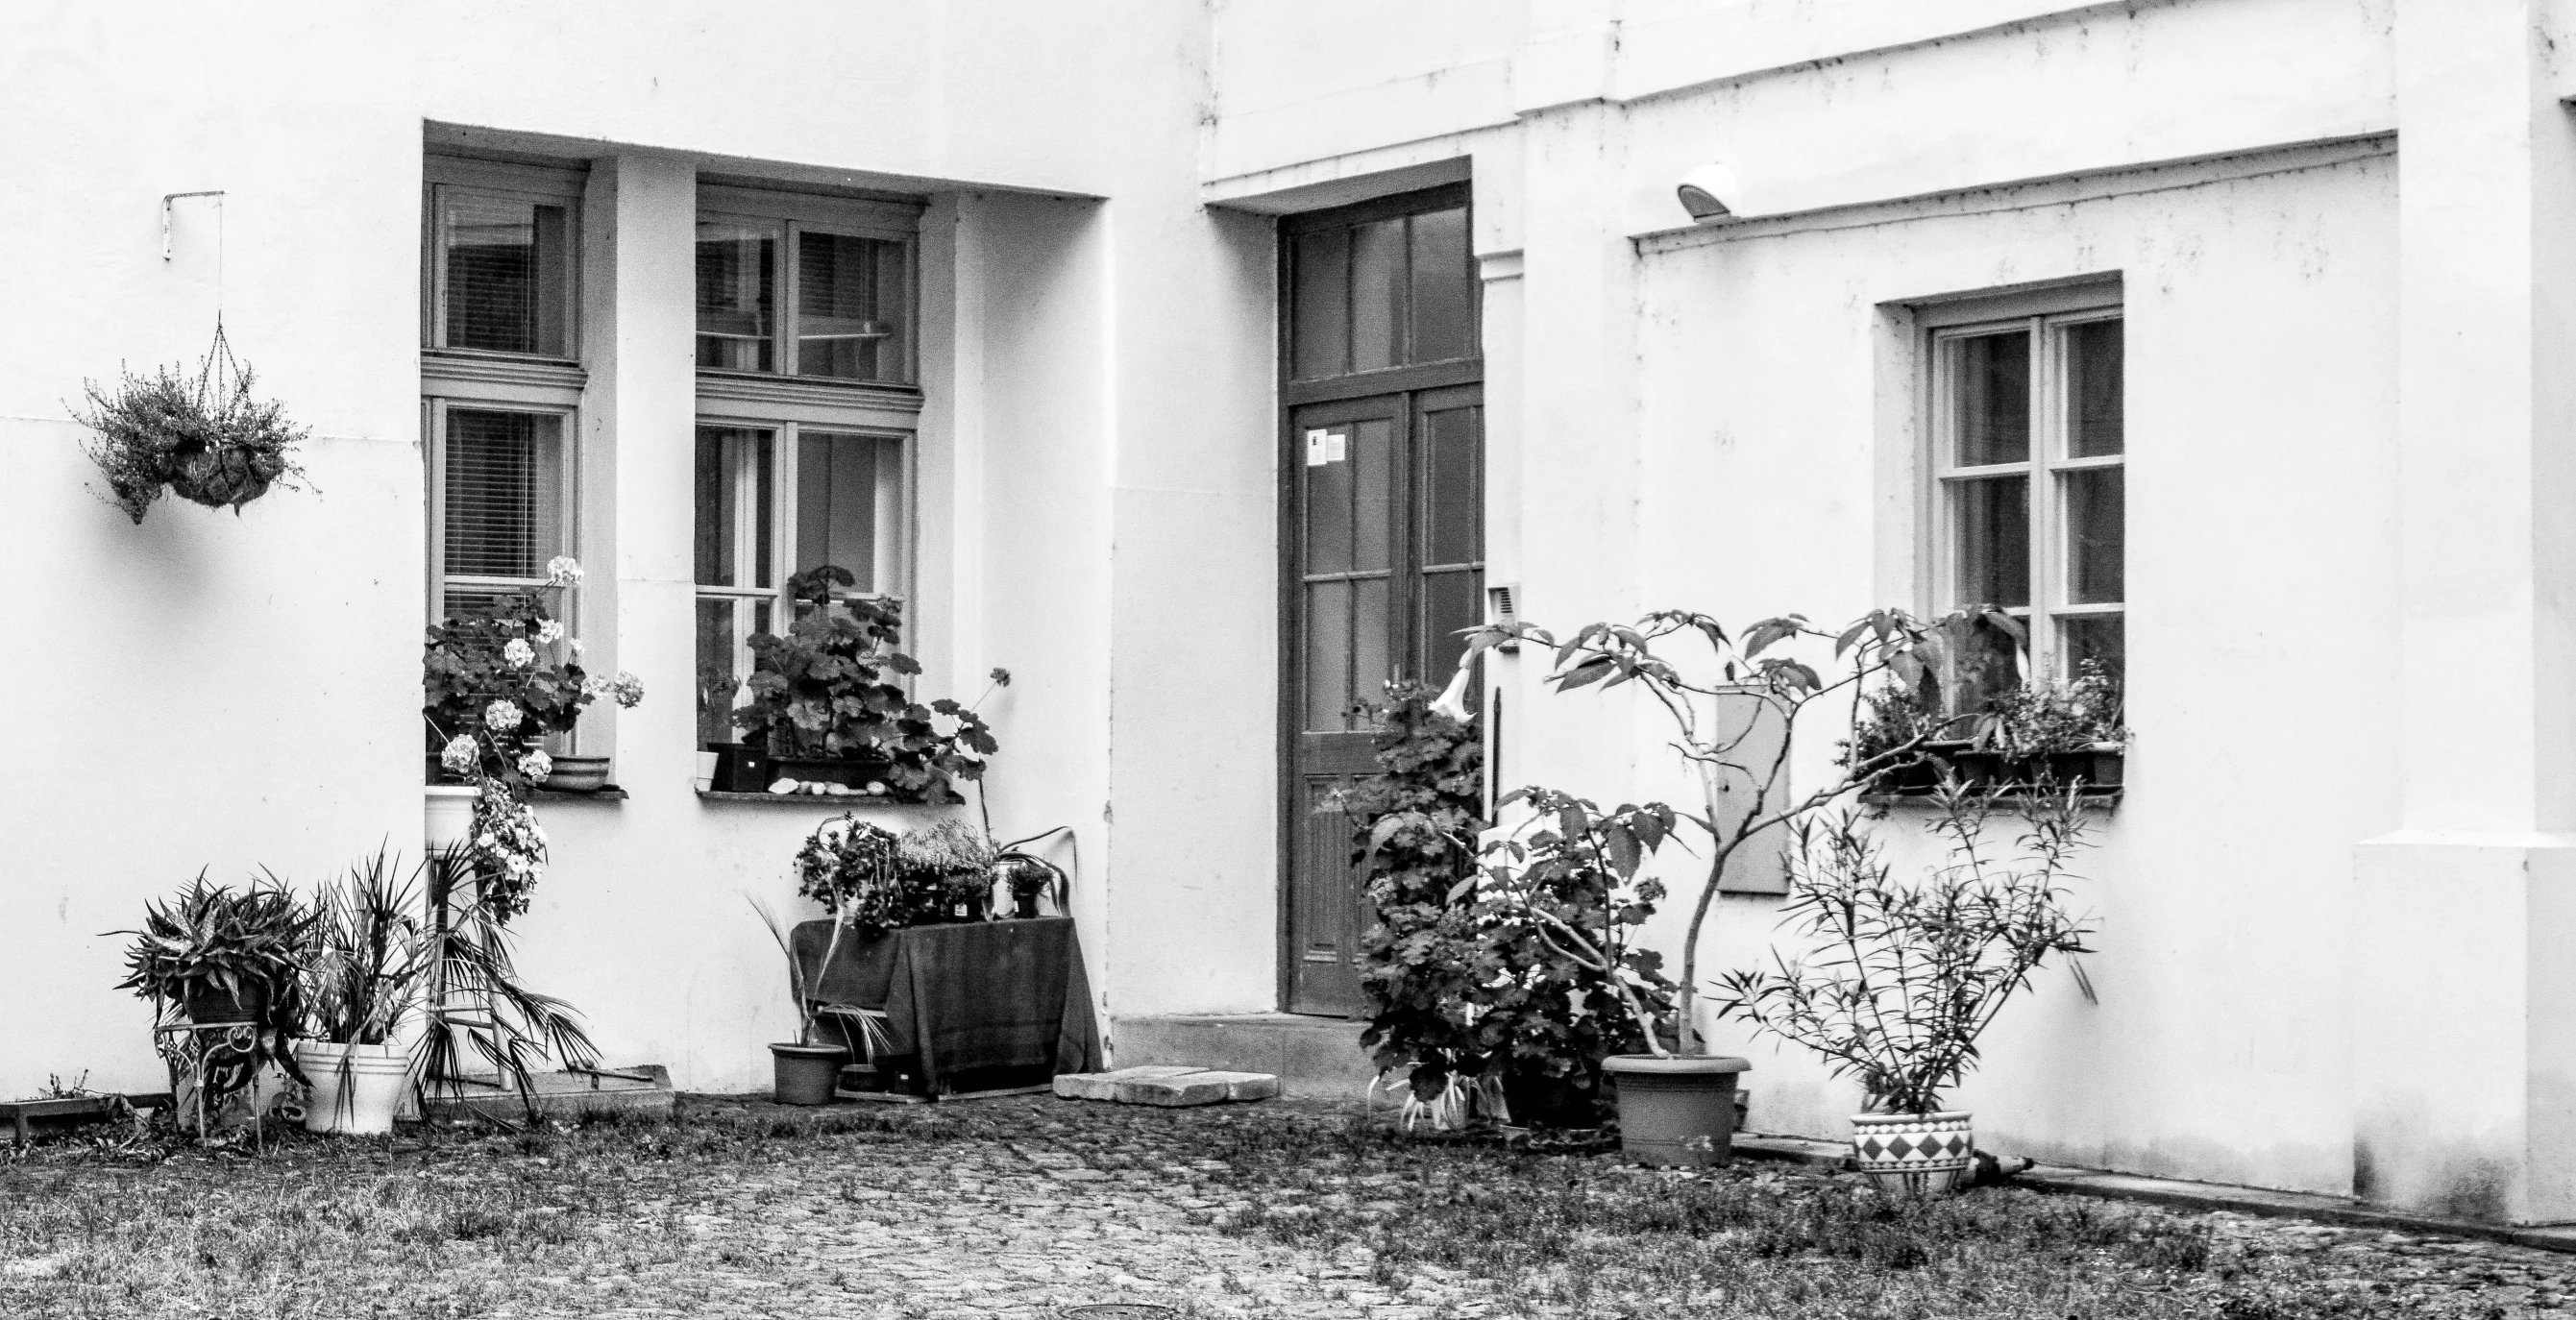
left=1190, top=1121, right=2525, bottom=1319
left=0, top=1099, right=2550, bottom=1319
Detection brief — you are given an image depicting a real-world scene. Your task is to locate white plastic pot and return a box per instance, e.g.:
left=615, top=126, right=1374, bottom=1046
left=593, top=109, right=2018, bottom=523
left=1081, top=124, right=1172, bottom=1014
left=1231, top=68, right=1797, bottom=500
left=425, top=784, right=480, bottom=852
left=294, top=1041, right=412, bottom=1135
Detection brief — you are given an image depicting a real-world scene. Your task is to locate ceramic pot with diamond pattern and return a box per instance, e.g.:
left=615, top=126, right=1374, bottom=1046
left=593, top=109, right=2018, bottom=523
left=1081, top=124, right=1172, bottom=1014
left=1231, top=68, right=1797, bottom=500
left=1851, top=1110, right=1974, bottom=1194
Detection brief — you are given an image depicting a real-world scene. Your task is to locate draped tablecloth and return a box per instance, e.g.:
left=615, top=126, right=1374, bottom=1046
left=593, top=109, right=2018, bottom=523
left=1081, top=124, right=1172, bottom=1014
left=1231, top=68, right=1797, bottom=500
left=789, top=917, right=1102, bottom=1093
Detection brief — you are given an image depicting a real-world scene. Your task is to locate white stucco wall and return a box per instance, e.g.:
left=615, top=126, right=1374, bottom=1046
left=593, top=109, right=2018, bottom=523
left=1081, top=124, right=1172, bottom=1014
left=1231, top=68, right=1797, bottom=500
left=0, top=0, right=1278, bottom=1098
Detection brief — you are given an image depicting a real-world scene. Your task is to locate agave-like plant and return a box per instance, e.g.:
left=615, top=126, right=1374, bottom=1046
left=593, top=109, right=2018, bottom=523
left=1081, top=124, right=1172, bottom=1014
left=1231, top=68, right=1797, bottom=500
left=114, top=870, right=314, bottom=1029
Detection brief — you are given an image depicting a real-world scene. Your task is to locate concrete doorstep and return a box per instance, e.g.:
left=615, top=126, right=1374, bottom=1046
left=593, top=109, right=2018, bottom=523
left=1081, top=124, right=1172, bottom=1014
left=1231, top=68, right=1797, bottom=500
left=1734, top=1135, right=2576, bottom=1255
left=1052, top=1065, right=1283, bottom=1108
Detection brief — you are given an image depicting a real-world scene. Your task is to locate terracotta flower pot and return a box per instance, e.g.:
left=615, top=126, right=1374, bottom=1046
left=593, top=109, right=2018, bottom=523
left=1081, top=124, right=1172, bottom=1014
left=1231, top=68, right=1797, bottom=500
left=1851, top=1110, right=1975, bottom=1194
left=1602, top=1054, right=1750, bottom=1165
left=771, top=1042, right=848, bottom=1106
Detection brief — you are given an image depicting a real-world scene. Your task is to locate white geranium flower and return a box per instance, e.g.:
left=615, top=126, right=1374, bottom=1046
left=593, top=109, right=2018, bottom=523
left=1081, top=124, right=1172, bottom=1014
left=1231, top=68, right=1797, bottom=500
left=534, top=620, right=565, bottom=646
left=518, top=749, right=553, bottom=782
left=568, top=638, right=585, bottom=659
left=502, top=638, right=536, bottom=669
left=440, top=735, right=480, bottom=774
left=612, top=672, right=645, bottom=708
left=483, top=699, right=524, bottom=732
left=546, top=556, right=584, bottom=588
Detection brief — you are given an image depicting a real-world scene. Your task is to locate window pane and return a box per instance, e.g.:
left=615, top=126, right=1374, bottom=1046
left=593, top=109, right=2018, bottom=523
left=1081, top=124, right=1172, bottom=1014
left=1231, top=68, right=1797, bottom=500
left=442, top=191, right=571, bottom=355
left=795, top=432, right=898, bottom=594
left=797, top=231, right=908, bottom=383
left=1350, top=218, right=1403, bottom=372
left=697, top=597, right=747, bottom=748
left=1304, top=578, right=1352, bottom=731
left=1292, top=229, right=1350, bottom=379
left=697, top=221, right=776, bottom=372
left=2067, top=319, right=2124, bottom=457
left=2060, top=614, right=2126, bottom=688
left=1352, top=575, right=1392, bottom=710
left=1950, top=474, right=2029, bottom=609
left=1423, top=568, right=1482, bottom=680
left=1408, top=207, right=1474, bottom=363
left=444, top=410, right=564, bottom=580
left=1423, top=403, right=1481, bottom=567
left=2064, top=466, right=2124, bottom=604
left=1351, top=418, right=1393, bottom=573
left=1949, top=330, right=2030, bottom=466
left=694, top=428, right=773, bottom=589
left=1302, top=426, right=1354, bottom=575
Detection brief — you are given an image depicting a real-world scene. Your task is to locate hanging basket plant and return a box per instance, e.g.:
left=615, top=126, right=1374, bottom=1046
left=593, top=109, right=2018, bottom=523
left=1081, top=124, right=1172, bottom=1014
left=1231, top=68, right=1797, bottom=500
left=75, top=325, right=309, bottom=523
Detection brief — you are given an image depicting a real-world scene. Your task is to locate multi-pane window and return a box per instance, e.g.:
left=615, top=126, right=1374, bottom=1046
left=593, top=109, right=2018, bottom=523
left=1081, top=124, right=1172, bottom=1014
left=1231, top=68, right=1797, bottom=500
left=428, top=404, right=573, bottom=621
left=692, top=425, right=908, bottom=746
left=1288, top=202, right=1476, bottom=379
left=1931, top=297, right=2125, bottom=694
left=695, top=187, right=915, bottom=385
left=423, top=158, right=580, bottom=359
left=693, top=186, right=923, bottom=753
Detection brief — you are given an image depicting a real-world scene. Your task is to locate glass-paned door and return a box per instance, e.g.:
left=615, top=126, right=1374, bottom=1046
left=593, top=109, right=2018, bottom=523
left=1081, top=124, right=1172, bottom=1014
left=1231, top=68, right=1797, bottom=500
left=1285, top=388, right=1483, bottom=1014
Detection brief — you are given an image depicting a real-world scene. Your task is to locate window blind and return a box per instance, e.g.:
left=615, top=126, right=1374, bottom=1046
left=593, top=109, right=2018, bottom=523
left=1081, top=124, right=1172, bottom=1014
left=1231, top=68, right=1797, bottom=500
left=443, top=409, right=564, bottom=580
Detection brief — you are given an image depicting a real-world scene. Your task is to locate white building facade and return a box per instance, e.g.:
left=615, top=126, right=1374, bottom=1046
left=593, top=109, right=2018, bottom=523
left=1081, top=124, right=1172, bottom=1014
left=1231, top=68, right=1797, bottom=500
left=4, top=0, right=2572, bottom=1224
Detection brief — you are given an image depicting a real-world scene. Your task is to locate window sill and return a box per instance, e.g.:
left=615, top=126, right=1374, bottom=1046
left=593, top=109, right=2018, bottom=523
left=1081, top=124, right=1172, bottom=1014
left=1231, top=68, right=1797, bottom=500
left=529, top=786, right=626, bottom=803
left=1860, top=788, right=2122, bottom=812
left=696, top=788, right=955, bottom=807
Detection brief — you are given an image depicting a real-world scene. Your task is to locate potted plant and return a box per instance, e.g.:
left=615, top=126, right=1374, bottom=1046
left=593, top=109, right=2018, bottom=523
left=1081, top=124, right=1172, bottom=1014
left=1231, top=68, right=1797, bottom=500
left=112, top=872, right=316, bottom=1135
left=753, top=816, right=906, bottom=1104
left=1967, top=659, right=2126, bottom=790
left=1716, top=782, right=2096, bottom=1193
left=413, top=842, right=601, bottom=1121
left=732, top=567, right=998, bottom=802
left=73, top=326, right=309, bottom=523
left=115, top=871, right=313, bottom=1031
left=296, top=851, right=429, bottom=1135
left=423, top=557, right=643, bottom=796
left=896, top=819, right=999, bottom=923
left=1461, top=606, right=1996, bottom=1162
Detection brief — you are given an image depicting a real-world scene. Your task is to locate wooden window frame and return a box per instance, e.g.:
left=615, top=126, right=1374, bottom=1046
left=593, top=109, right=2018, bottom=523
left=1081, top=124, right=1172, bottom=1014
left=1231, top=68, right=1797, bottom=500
left=696, top=184, right=924, bottom=389
left=422, top=155, right=586, bottom=363
left=1922, top=281, right=2124, bottom=683
left=422, top=391, right=583, bottom=628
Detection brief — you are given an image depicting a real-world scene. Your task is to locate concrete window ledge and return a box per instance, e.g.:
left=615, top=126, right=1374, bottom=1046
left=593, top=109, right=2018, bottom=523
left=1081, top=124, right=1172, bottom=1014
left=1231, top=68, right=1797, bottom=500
left=527, top=787, right=626, bottom=803
left=694, top=789, right=950, bottom=807
left=1860, top=790, right=2121, bottom=811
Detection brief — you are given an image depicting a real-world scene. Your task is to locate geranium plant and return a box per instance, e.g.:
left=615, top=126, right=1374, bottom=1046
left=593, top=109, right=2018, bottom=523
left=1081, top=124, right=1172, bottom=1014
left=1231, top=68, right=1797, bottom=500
left=733, top=567, right=997, bottom=803
left=74, top=326, right=308, bottom=523
left=423, top=556, right=642, bottom=794
left=794, top=816, right=907, bottom=938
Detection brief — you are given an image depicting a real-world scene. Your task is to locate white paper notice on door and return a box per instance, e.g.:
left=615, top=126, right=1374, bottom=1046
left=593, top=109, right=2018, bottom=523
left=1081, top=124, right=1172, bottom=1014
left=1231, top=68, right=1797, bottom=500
left=1306, top=428, right=1346, bottom=466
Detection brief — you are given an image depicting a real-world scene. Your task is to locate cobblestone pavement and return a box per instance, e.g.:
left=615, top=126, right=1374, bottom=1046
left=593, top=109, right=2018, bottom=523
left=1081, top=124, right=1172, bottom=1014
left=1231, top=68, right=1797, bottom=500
left=6, top=1094, right=2576, bottom=1318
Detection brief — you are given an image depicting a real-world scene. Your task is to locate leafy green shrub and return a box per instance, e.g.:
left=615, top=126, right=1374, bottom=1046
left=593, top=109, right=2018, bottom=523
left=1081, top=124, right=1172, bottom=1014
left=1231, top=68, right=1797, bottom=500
left=1344, top=686, right=1672, bottom=1119
left=733, top=567, right=997, bottom=803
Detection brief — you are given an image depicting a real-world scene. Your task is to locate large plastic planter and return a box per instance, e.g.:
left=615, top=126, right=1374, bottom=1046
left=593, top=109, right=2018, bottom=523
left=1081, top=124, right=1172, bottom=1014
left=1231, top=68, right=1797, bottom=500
left=1602, top=1054, right=1751, bottom=1166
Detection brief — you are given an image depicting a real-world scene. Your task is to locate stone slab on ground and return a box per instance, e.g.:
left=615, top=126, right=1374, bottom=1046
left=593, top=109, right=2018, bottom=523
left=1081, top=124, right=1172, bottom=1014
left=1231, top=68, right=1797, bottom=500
left=418, top=1063, right=675, bottom=1122
left=1052, top=1064, right=1280, bottom=1107
left=1110, top=1013, right=1374, bottom=1099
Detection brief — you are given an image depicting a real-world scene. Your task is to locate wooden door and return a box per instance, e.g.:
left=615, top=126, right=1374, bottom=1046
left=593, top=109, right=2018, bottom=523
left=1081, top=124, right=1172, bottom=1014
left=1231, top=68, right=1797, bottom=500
left=1283, top=388, right=1484, bottom=1014
left=1279, top=183, right=1484, bottom=1017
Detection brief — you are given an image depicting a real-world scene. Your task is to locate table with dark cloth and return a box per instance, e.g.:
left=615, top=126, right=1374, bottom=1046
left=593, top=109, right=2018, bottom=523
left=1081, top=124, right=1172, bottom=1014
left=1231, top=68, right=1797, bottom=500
left=789, top=917, right=1102, bottom=1094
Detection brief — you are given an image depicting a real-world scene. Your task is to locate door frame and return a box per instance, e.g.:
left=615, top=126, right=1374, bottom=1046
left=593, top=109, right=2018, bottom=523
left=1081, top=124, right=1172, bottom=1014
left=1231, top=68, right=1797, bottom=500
left=1272, top=183, right=1482, bottom=1015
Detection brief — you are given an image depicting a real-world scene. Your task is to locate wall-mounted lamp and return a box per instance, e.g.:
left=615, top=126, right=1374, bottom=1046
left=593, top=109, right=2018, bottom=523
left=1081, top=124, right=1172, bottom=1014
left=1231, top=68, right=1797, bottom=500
left=1675, top=164, right=1740, bottom=223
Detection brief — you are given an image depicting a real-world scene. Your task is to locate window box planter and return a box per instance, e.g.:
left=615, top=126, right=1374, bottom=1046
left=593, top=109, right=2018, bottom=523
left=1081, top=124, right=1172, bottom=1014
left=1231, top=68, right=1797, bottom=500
left=772, top=755, right=895, bottom=791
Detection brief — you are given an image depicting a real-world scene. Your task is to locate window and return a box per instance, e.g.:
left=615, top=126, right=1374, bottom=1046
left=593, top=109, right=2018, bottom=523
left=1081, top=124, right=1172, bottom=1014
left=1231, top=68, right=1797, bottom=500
left=428, top=403, right=575, bottom=620
left=1928, top=290, right=2124, bottom=693
left=423, top=157, right=581, bottom=358
left=422, top=153, right=593, bottom=770
left=692, top=184, right=924, bottom=751
left=691, top=424, right=909, bottom=746
left=695, top=185, right=917, bottom=385
left=1288, top=199, right=1476, bottom=379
